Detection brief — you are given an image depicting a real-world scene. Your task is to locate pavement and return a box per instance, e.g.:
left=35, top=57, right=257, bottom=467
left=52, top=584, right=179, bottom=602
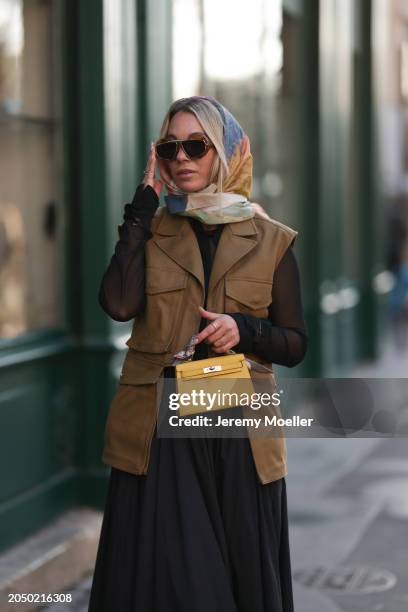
left=38, top=330, right=408, bottom=611
left=39, top=576, right=92, bottom=612
left=287, top=332, right=408, bottom=612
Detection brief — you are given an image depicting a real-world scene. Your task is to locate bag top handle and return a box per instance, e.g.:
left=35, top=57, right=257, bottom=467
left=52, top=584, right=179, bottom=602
left=172, top=333, right=236, bottom=366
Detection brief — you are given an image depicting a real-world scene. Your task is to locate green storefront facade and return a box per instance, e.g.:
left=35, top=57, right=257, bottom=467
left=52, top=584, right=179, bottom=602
left=0, top=0, right=394, bottom=551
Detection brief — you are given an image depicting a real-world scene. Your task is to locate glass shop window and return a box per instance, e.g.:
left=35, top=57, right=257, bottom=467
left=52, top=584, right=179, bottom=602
left=172, top=0, right=303, bottom=226
left=0, top=0, right=64, bottom=340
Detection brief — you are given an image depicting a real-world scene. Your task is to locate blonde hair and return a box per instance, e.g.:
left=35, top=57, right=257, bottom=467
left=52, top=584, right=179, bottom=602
left=158, top=97, right=229, bottom=192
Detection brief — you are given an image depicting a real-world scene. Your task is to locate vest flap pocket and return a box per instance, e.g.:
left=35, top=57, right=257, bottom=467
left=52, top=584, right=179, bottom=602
left=225, top=278, right=272, bottom=309
left=129, top=267, right=188, bottom=353
left=120, top=349, right=165, bottom=384
left=145, top=267, right=188, bottom=295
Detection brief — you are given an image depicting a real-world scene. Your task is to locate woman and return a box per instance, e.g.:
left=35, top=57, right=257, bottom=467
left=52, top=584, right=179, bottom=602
left=89, top=96, right=308, bottom=612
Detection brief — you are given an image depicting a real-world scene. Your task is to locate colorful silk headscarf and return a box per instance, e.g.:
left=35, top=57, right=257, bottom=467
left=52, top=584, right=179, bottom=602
left=160, top=96, right=257, bottom=225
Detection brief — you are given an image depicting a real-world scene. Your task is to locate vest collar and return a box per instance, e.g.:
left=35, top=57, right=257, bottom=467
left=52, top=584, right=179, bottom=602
left=208, top=220, right=258, bottom=291
left=153, top=208, right=259, bottom=292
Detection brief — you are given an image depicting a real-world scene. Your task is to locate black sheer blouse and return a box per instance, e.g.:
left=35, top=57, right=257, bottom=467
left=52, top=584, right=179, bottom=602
left=98, top=185, right=308, bottom=368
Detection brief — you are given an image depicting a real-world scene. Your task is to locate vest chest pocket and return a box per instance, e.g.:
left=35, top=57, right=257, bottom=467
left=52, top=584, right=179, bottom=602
left=225, top=277, right=273, bottom=317
left=128, top=267, right=188, bottom=353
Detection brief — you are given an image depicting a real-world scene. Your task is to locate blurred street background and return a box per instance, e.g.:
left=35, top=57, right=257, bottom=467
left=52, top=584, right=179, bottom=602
left=1, top=0, right=408, bottom=610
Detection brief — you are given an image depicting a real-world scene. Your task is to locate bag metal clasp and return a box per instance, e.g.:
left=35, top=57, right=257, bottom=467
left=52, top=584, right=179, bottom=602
left=203, top=365, right=222, bottom=373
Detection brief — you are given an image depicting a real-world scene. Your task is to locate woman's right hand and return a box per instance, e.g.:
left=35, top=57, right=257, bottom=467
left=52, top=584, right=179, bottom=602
left=143, top=143, right=163, bottom=196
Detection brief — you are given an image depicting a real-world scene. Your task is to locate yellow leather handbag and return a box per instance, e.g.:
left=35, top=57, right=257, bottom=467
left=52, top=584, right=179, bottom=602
left=172, top=335, right=255, bottom=417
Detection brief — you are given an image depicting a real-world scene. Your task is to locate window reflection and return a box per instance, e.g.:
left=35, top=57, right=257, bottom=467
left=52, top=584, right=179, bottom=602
left=172, top=0, right=202, bottom=98
left=203, top=0, right=282, bottom=81
left=0, top=0, right=23, bottom=114
left=0, top=0, right=63, bottom=339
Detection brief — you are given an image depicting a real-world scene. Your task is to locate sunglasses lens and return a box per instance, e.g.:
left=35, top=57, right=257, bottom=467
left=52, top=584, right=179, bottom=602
left=183, top=139, right=207, bottom=158
left=156, top=141, right=178, bottom=159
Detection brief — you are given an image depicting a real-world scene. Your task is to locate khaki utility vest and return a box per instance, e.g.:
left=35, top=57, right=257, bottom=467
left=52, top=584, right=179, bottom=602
left=102, top=207, right=298, bottom=484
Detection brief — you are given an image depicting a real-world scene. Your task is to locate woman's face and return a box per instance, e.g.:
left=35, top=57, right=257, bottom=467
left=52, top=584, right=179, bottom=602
left=161, top=111, right=217, bottom=193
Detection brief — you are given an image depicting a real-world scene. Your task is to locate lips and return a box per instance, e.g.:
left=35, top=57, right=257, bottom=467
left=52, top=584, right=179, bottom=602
left=177, top=169, right=196, bottom=176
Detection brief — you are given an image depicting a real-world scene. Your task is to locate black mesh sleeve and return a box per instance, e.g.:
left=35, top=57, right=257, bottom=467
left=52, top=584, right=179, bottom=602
left=97, top=184, right=159, bottom=321
left=228, top=247, right=308, bottom=367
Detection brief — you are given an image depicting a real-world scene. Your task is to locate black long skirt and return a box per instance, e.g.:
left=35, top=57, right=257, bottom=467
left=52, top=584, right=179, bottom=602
left=88, top=416, right=295, bottom=612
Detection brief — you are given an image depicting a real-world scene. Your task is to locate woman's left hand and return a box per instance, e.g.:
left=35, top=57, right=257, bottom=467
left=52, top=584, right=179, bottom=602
left=194, top=306, right=240, bottom=353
